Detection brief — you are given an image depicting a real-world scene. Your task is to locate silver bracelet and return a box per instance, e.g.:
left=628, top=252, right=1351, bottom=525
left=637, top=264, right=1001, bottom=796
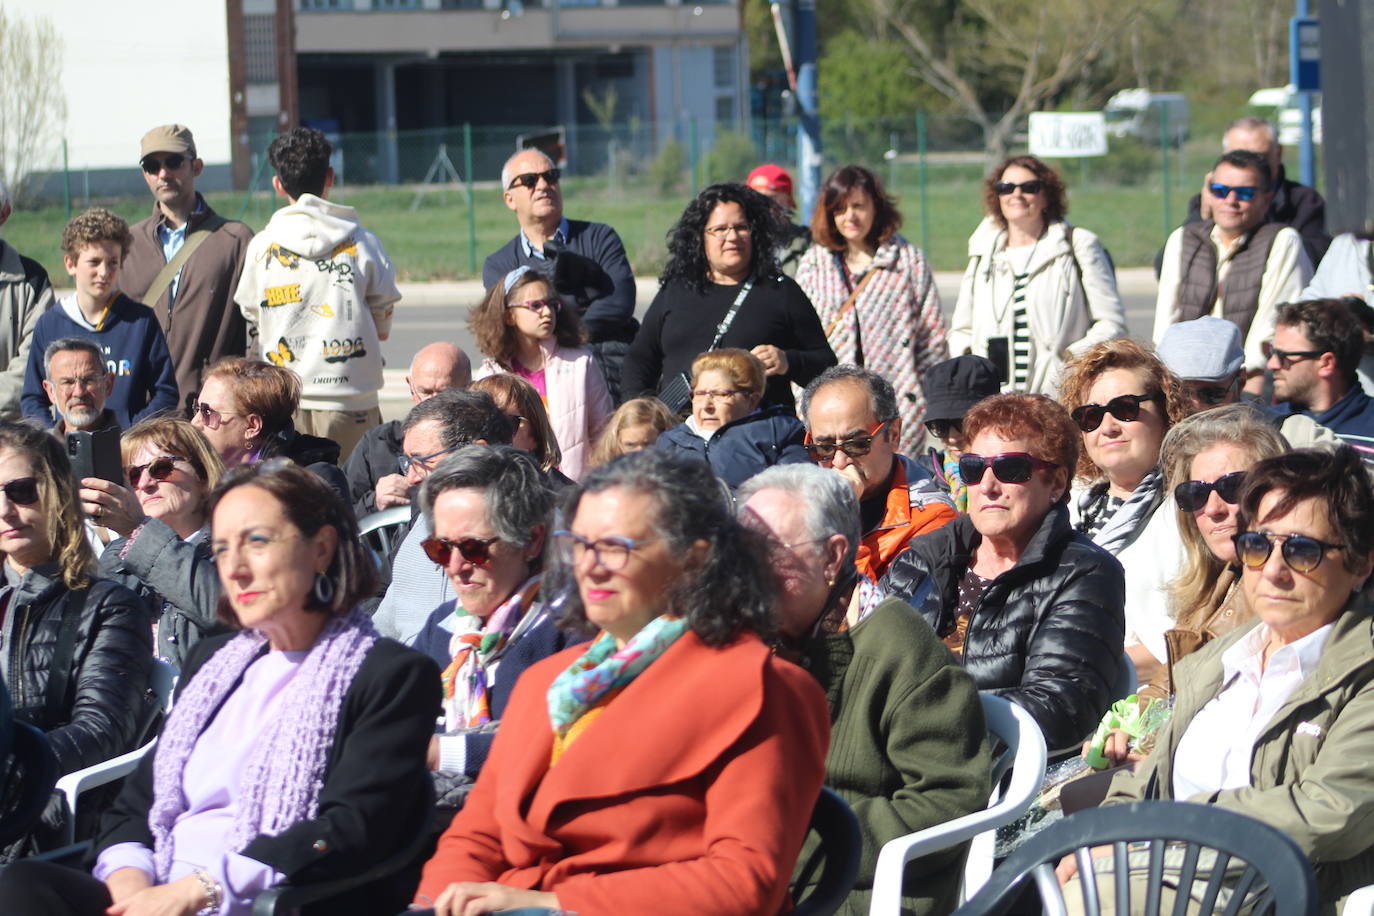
left=192, top=868, right=223, bottom=916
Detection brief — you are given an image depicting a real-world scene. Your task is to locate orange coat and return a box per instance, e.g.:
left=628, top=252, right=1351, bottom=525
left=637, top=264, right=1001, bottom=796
left=856, top=455, right=957, bottom=583
left=415, top=630, right=831, bottom=915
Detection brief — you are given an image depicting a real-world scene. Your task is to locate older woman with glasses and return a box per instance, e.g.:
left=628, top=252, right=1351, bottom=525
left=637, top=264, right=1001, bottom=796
left=79, top=418, right=226, bottom=668
left=1059, top=446, right=1374, bottom=912
left=1059, top=338, right=1191, bottom=684
left=949, top=154, right=1126, bottom=395
left=621, top=182, right=836, bottom=414
left=654, top=348, right=807, bottom=489
left=408, top=446, right=585, bottom=815
left=413, top=450, right=829, bottom=916
left=883, top=393, right=1125, bottom=750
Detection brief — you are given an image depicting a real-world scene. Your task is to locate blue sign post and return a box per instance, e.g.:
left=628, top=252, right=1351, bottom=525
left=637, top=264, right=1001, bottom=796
left=1290, top=10, right=1320, bottom=188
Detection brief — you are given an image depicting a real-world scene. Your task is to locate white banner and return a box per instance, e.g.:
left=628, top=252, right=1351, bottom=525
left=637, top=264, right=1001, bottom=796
left=1028, top=112, right=1109, bottom=158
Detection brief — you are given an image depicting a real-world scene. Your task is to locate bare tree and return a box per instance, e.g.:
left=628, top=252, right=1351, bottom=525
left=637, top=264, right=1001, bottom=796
left=867, top=0, right=1164, bottom=161
left=0, top=7, right=67, bottom=206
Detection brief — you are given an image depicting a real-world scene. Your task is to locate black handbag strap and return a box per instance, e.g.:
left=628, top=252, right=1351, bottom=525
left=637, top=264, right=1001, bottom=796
left=705, top=280, right=754, bottom=351
left=43, top=587, right=88, bottom=728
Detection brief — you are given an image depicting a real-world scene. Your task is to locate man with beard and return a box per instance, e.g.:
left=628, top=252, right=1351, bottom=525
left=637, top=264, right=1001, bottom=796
left=1269, top=299, right=1374, bottom=458
left=41, top=338, right=121, bottom=436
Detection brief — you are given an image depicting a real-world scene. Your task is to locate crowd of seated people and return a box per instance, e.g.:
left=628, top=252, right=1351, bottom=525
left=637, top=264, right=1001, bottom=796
left=2, top=113, right=1374, bottom=916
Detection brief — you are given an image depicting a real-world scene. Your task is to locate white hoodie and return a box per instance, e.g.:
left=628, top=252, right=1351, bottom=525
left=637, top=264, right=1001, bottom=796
left=235, top=194, right=400, bottom=410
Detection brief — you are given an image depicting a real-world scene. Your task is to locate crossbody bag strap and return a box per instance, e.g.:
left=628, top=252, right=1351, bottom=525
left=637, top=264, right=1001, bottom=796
left=824, top=267, right=878, bottom=339
left=44, top=586, right=89, bottom=728
left=704, top=280, right=754, bottom=352
left=142, top=213, right=226, bottom=308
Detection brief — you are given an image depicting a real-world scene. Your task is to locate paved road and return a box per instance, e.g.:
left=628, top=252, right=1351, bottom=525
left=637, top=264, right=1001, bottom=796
left=378, top=269, right=1161, bottom=420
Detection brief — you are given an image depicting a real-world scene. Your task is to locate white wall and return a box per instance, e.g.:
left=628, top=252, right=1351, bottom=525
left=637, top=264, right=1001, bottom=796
left=3, top=0, right=232, bottom=171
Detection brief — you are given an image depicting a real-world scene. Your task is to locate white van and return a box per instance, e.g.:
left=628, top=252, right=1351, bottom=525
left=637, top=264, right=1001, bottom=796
left=1247, top=85, right=1322, bottom=146
left=1103, top=89, right=1191, bottom=146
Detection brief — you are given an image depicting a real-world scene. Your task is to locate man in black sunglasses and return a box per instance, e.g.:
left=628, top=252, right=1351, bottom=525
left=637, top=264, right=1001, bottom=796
left=1269, top=299, right=1374, bottom=459
left=483, top=148, right=638, bottom=399
left=1155, top=149, right=1312, bottom=398
left=122, top=124, right=254, bottom=412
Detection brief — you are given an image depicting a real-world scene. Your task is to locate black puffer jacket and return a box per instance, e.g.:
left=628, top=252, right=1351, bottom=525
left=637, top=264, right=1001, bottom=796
left=0, top=566, right=154, bottom=775
left=881, top=506, right=1125, bottom=749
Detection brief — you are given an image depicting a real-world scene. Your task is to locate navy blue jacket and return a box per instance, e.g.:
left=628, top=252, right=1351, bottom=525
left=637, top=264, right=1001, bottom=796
left=413, top=600, right=587, bottom=778
left=21, top=294, right=179, bottom=428
left=1273, top=384, right=1374, bottom=460
left=482, top=219, right=636, bottom=342
left=654, top=404, right=810, bottom=490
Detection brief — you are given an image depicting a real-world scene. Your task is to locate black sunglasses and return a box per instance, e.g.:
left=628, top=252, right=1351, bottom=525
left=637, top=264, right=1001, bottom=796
left=1187, top=382, right=1236, bottom=406
left=421, top=535, right=500, bottom=567
left=0, top=477, right=39, bottom=506
left=994, top=179, right=1043, bottom=196
left=1233, top=530, right=1346, bottom=574
left=141, top=154, right=187, bottom=174
left=1263, top=343, right=1327, bottom=370
left=126, top=456, right=188, bottom=487
left=1208, top=183, right=1258, bottom=202
left=803, top=420, right=888, bottom=462
left=1174, top=471, right=1245, bottom=512
left=507, top=169, right=561, bottom=190
left=924, top=418, right=962, bottom=440
left=958, top=452, right=1058, bottom=485
left=1071, top=392, right=1163, bottom=433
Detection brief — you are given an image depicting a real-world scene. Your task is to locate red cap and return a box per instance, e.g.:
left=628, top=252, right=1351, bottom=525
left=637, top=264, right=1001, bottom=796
left=746, top=163, right=795, bottom=210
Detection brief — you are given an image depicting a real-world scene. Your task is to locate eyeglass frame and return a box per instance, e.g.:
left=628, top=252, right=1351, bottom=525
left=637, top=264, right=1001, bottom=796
left=506, top=168, right=561, bottom=190
left=1208, top=183, right=1259, bottom=202
left=506, top=297, right=561, bottom=314
left=1232, top=530, right=1347, bottom=574
left=140, top=153, right=189, bottom=174
left=421, top=535, right=501, bottom=568
left=397, top=443, right=461, bottom=475
left=957, top=451, right=1059, bottom=485
left=803, top=419, right=891, bottom=463
left=1173, top=470, right=1246, bottom=513
left=1264, top=343, right=1328, bottom=370
left=126, top=455, right=191, bottom=488
left=994, top=179, right=1044, bottom=196
left=552, top=529, right=661, bottom=572
left=704, top=223, right=752, bottom=239
left=195, top=401, right=241, bottom=430
left=1070, top=392, right=1164, bottom=433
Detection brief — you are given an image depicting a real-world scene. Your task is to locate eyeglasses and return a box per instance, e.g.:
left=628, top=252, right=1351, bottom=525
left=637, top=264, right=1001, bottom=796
left=994, top=180, right=1043, bottom=196
left=397, top=443, right=460, bottom=475
left=507, top=169, right=560, bottom=190
left=1070, top=392, right=1163, bottom=433
left=924, top=418, right=962, bottom=440
left=195, top=402, right=239, bottom=430
left=53, top=375, right=106, bottom=390
left=421, top=535, right=500, bottom=567
left=552, top=530, right=659, bottom=572
left=1174, top=471, right=1245, bottom=512
left=1208, top=183, right=1258, bottom=202
left=126, top=456, right=188, bottom=487
left=506, top=297, right=560, bottom=314
left=690, top=388, right=747, bottom=402
left=1185, top=380, right=1237, bottom=406
left=141, top=154, right=187, bottom=174
left=1233, top=530, right=1346, bottom=574
left=803, top=420, right=889, bottom=462
left=704, top=223, right=752, bottom=239
left=0, top=477, right=39, bottom=506
left=1263, top=343, right=1327, bottom=369
left=958, top=452, right=1058, bottom=485
left=506, top=414, right=525, bottom=429
left=210, top=530, right=301, bottom=566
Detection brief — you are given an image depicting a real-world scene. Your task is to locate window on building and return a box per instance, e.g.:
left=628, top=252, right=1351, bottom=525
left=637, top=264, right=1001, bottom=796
left=715, top=95, right=735, bottom=124
left=244, top=15, right=278, bottom=84
left=372, top=0, right=421, bottom=8
left=298, top=0, right=352, bottom=9
left=713, top=46, right=735, bottom=89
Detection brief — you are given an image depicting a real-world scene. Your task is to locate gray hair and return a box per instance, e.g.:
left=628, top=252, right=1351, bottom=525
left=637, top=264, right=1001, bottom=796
left=500, top=148, right=555, bottom=193
left=1224, top=116, right=1278, bottom=149
left=44, top=337, right=107, bottom=379
left=800, top=364, right=899, bottom=427
left=402, top=388, right=513, bottom=450
left=737, top=464, right=861, bottom=577
left=419, top=445, right=552, bottom=548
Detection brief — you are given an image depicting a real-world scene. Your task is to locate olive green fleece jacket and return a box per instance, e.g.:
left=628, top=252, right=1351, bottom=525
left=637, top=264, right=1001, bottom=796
left=1104, top=603, right=1374, bottom=912
left=793, top=595, right=993, bottom=916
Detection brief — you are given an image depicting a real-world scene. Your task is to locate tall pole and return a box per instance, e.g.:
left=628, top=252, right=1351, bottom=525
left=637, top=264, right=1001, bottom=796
left=794, top=0, right=820, bottom=218
left=1294, top=0, right=1317, bottom=188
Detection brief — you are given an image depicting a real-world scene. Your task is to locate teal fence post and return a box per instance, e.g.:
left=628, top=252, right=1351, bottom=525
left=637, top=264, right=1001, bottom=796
left=916, top=111, right=930, bottom=257
left=1160, top=104, right=1171, bottom=240
left=237, top=132, right=274, bottom=223
left=465, top=123, right=477, bottom=276
left=62, top=139, right=71, bottom=220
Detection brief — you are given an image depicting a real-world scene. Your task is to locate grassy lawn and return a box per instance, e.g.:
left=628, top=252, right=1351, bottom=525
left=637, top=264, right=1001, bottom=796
left=0, top=135, right=1245, bottom=284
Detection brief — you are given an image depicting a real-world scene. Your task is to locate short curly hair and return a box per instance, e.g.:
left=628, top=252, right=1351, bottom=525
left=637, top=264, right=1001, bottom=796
left=268, top=127, right=333, bottom=199
left=468, top=268, right=586, bottom=371
left=982, top=155, right=1068, bottom=230
left=809, top=164, right=902, bottom=252
left=691, top=348, right=765, bottom=396
left=61, top=207, right=132, bottom=261
left=962, top=393, right=1078, bottom=504
left=660, top=183, right=787, bottom=295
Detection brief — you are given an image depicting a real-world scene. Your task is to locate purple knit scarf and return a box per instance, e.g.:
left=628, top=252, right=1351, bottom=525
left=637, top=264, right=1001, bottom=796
left=148, top=608, right=379, bottom=880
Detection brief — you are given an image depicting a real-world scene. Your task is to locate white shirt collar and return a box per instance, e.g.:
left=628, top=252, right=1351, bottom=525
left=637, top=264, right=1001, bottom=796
left=1221, top=620, right=1334, bottom=685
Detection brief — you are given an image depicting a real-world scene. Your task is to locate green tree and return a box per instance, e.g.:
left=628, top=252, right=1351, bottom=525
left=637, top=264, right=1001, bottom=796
left=0, top=7, right=66, bottom=205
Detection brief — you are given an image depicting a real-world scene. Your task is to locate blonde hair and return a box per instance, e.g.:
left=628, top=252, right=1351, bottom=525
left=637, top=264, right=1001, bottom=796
left=590, top=397, right=678, bottom=467
left=470, top=374, right=562, bottom=472
left=203, top=357, right=300, bottom=439
left=1159, top=404, right=1288, bottom=625
left=0, top=422, right=95, bottom=589
left=690, top=348, right=766, bottom=395
left=122, top=417, right=226, bottom=525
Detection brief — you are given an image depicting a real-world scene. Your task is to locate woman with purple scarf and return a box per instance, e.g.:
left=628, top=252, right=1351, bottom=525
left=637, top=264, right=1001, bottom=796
left=0, top=460, right=441, bottom=916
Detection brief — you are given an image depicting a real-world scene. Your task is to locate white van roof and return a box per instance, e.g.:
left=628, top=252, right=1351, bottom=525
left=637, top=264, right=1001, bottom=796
left=1106, top=89, right=1188, bottom=110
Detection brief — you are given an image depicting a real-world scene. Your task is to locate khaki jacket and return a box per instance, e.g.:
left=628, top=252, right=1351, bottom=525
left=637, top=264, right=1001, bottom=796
left=0, top=240, right=54, bottom=419
left=1105, top=604, right=1374, bottom=909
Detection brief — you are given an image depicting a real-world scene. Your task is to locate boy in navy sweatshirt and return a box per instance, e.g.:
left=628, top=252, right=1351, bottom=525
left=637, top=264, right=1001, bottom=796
left=21, top=208, right=179, bottom=428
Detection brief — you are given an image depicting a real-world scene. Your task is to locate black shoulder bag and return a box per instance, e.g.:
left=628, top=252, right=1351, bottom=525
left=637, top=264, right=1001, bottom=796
left=658, top=280, right=753, bottom=415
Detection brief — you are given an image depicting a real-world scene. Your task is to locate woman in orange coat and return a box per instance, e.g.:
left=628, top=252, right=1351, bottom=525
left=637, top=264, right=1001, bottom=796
left=414, top=450, right=831, bottom=916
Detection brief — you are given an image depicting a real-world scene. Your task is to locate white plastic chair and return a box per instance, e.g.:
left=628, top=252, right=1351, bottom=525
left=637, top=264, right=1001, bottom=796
left=53, top=657, right=178, bottom=844
left=358, top=506, right=411, bottom=567
left=1343, top=885, right=1374, bottom=915
left=869, top=694, right=1048, bottom=915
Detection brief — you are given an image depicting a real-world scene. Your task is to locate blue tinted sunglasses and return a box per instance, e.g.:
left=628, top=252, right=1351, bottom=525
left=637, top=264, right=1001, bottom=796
left=1208, top=183, right=1258, bottom=202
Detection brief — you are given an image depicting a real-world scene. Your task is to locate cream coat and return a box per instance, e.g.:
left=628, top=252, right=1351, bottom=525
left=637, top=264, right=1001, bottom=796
left=949, top=217, right=1126, bottom=396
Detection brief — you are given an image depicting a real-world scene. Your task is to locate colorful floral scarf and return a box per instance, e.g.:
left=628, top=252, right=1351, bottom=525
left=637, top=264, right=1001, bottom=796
left=441, top=576, right=542, bottom=728
left=943, top=452, right=968, bottom=513
left=546, top=614, right=689, bottom=737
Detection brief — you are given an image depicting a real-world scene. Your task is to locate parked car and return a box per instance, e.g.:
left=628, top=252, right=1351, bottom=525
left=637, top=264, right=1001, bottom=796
left=1248, top=85, right=1322, bottom=146
left=1103, top=89, right=1190, bottom=146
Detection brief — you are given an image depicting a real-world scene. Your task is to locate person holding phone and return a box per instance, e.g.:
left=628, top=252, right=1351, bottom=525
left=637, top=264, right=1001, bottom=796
left=949, top=155, right=1126, bottom=396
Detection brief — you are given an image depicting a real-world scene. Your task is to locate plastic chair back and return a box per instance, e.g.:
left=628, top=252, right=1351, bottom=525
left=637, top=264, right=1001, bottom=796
left=0, top=723, right=58, bottom=847
left=792, top=787, right=862, bottom=916
left=359, top=506, right=411, bottom=567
